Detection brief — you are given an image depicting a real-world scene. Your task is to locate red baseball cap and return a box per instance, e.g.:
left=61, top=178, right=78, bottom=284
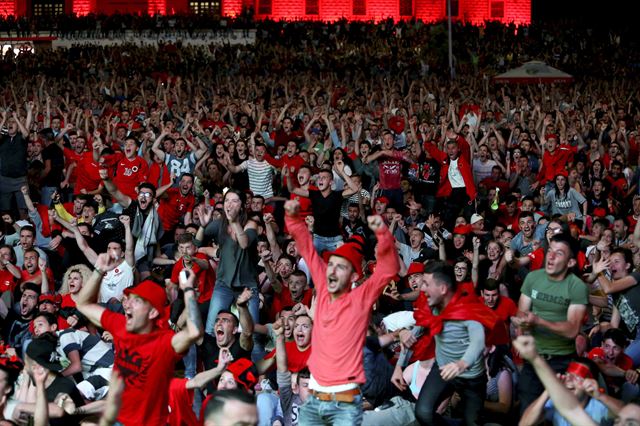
left=406, top=262, right=425, bottom=277
left=124, top=280, right=166, bottom=314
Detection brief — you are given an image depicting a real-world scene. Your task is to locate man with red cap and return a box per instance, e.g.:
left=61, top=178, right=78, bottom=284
left=283, top=198, right=399, bottom=425
left=75, top=253, right=204, bottom=426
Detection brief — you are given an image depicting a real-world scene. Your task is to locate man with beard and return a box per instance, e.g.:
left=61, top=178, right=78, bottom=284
left=284, top=199, right=399, bottom=425
left=3, top=282, right=40, bottom=355
left=342, top=203, right=368, bottom=240
left=100, top=170, right=162, bottom=277
left=76, top=255, right=203, bottom=426
left=200, top=288, right=255, bottom=373
left=413, top=262, right=497, bottom=425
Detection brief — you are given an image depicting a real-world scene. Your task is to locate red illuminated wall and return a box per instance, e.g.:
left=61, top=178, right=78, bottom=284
left=252, top=0, right=530, bottom=24
left=0, top=0, right=15, bottom=16
left=2, top=0, right=530, bottom=25
left=72, top=0, right=95, bottom=16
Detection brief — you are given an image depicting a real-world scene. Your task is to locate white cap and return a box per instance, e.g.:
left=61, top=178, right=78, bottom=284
left=470, top=214, right=484, bottom=225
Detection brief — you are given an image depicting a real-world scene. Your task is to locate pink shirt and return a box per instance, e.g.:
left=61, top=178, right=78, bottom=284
left=285, top=215, right=399, bottom=386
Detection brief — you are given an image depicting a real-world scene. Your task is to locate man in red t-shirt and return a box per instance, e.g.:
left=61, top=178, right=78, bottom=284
left=365, top=131, right=413, bottom=209
left=20, top=249, right=54, bottom=293
left=269, top=269, right=313, bottom=321
left=285, top=165, right=314, bottom=219
left=266, top=140, right=306, bottom=191
left=76, top=253, right=204, bottom=426
left=74, top=139, right=104, bottom=195
left=261, top=314, right=313, bottom=373
left=588, top=328, right=639, bottom=399
left=0, top=245, right=20, bottom=293
left=170, top=234, right=213, bottom=305
left=62, top=132, right=88, bottom=191
left=481, top=280, right=517, bottom=346
left=157, top=173, right=196, bottom=232
left=106, top=136, right=149, bottom=200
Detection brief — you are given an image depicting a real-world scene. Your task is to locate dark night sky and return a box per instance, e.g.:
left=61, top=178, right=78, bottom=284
left=532, top=0, right=627, bottom=23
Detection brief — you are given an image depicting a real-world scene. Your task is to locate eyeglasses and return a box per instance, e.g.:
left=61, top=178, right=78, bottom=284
left=138, top=192, right=153, bottom=199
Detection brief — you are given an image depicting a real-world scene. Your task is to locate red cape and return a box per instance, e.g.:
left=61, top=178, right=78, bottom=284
left=411, top=283, right=498, bottom=362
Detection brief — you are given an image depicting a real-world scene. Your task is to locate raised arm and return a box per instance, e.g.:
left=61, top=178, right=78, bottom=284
left=513, top=336, right=597, bottom=426
left=54, top=214, right=98, bottom=265
left=118, top=215, right=135, bottom=267
left=151, top=129, right=169, bottom=162
left=171, top=269, right=205, bottom=354
left=236, top=288, right=255, bottom=351
left=99, top=169, right=132, bottom=207
left=76, top=253, right=118, bottom=327
left=273, top=318, right=288, bottom=372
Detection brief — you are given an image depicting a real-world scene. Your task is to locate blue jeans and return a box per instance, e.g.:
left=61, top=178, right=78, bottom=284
left=313, top=234, right=343, bottom=255
left=257, top=392, right=283, bottom=426
left=625, top=328, right=640, bottom=367
left=204, top=285, right=264, bottom=361
left=40, top=186, right=57, bottom=207
left=300, top=393, right=363, bottom=426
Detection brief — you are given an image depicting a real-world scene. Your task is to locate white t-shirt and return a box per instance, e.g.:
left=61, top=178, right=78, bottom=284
left=99, top=260, right=134, bottom=303
left=448, top=158, right=465, bottom=188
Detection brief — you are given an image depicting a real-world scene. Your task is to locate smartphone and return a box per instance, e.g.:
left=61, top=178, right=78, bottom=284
left=179, top=270, right=187, bottom=283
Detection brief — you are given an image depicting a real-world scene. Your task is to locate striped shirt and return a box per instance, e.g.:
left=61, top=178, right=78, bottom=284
left=58, top=329, right=114, bottom=376
left=239, top=159, right=275, bottom=198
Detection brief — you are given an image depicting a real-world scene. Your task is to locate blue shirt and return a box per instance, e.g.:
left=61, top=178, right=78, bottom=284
left=510, top=223, right=547, bottom=256
left=544, top=397, right=608, bottom=426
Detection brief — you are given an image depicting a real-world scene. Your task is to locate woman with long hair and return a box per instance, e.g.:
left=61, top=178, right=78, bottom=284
left=198, top=188, right=261, bottom=358
left=542, top=172, right=587, bottom=222
left=230, top=139, right=250, bottom=191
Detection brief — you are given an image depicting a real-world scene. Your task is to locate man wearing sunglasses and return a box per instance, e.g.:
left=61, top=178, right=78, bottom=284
left=100, top=168, right=163, bottom=280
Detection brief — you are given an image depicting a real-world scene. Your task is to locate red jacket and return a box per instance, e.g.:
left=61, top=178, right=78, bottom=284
left=423, top=142, right=476, bottom=200
left=537, top=147, right=573, bottom=185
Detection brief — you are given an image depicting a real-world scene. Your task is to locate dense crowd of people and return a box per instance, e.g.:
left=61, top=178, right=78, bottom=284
left=1, top=12, right=640, bottom=426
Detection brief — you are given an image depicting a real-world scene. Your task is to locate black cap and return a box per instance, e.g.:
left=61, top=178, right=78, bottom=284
left=26, top=334, right=63, bottom=372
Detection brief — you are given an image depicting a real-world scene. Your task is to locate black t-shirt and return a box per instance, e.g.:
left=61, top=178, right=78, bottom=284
left=309, top=189, right=343, bottom=237
left=0, top=133, right=28, bottom=178
left=407, top=153, right=440, bottom=195
left=199, top=334, right=252, bottom=393
left=616, top=272, right=640, bottom=338
left=41, top=143, right=65, bottom=187
left=46, top=375, right=85, bottom=426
